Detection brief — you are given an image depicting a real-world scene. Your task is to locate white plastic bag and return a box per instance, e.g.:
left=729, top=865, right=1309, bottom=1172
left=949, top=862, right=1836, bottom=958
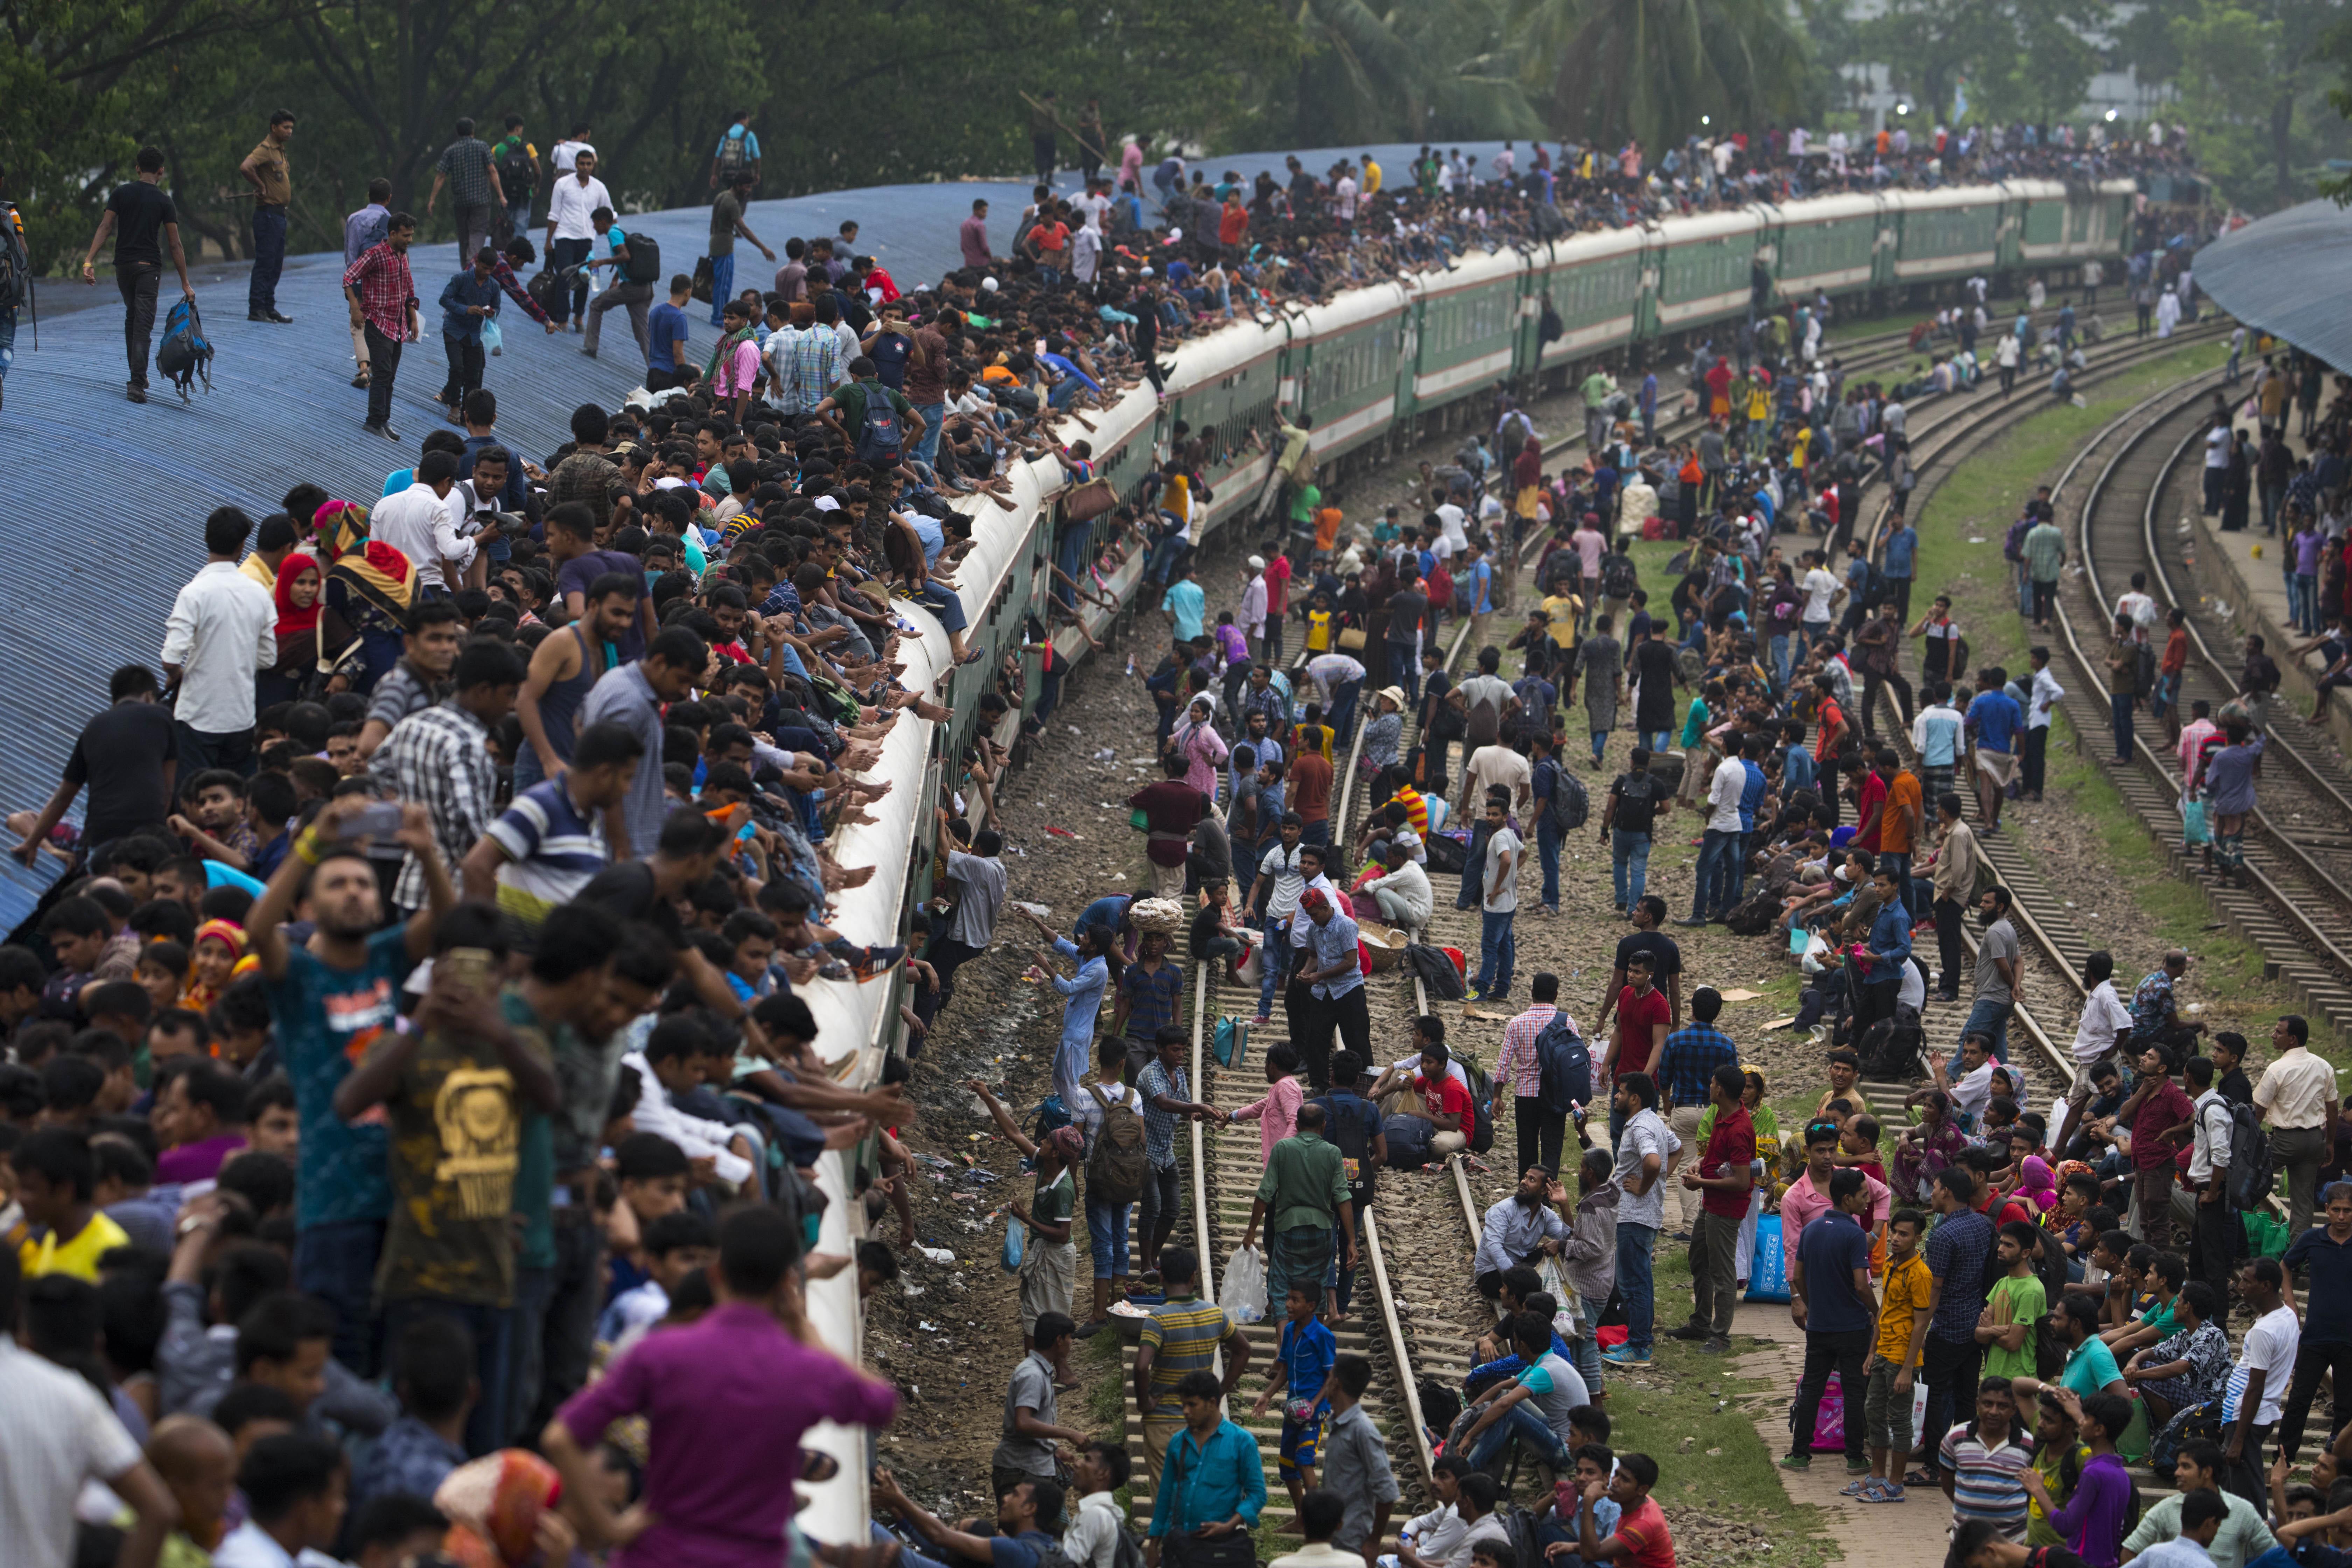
left=1224, top=1243, right=1268, bottom=1324
left=482, top=315, right=504, bottom=357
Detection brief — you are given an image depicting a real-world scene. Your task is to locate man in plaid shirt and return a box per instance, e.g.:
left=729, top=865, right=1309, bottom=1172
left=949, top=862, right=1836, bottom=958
left=1655, top=986, right=1738, bottom=1234
left=343, top=212, right=420, bottom=439
left=1494, top=972, right=1576, bottom=1175
left=367, top=641, right=524, bottom=913
left=765, top=302, right=849, bottom=417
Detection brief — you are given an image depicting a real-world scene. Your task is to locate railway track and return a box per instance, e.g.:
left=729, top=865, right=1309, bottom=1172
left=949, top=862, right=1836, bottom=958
left=1104, top=312, right=2231, bottom=1538
left=2055, top=385, right=2352, bottom=1040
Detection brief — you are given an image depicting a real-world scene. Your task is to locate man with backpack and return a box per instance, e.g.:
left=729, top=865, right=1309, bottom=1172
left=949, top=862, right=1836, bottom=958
left=709, top=110, right=762, bottom=190
left=580, top=208, right=656, bottom=364
left=78, top=146, right=196, bottom=406
left=816, top=357, right=922, bottom=473
left=491, top=115, right=538, bottom=239
left=1494, top=973, right=1584, bottom=1176
left=707, top=169, right=777, bottom=330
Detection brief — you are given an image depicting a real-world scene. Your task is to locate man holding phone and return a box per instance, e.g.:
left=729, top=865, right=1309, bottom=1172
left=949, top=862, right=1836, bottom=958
left=246, top=794, right=455, bottom=1373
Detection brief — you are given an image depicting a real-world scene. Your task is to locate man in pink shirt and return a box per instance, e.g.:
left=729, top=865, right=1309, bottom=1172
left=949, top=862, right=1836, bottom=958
left=546, top=1206, right=897, bottom=1566
left=2176, top=700, right=2217, bottom=796
left=1780, top=1118, right=1889, bottom=1276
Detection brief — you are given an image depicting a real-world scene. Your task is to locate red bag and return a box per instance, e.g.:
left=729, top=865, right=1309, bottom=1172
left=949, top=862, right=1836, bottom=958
left=1441, top=946, right=1467, bottom=976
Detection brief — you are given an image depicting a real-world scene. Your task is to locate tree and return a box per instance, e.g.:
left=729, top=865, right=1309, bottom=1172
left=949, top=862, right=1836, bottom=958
left=1290, top=0, right=1545, bottom=145
left=1856, top=0, right=2108, bottom=129
left=1513, top=0, right=1811, bottom=154
left=2168, top=0, right=2352, bottom=210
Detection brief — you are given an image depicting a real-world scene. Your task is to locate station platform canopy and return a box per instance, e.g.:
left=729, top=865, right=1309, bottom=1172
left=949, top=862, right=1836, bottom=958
left=2195, top=199, right=2352, bottom=377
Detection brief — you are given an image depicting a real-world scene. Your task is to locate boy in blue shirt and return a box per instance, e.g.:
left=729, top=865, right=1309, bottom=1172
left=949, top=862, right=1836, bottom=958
left=645, top=275, right=692, bottom=391
left=1250, top=1281, right=1337, bottom=1516
left=1963, top=667, right=2024, bottom=833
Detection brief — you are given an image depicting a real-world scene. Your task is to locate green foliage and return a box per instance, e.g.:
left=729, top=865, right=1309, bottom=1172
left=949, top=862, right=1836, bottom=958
left=1511, top=0, right=1811, bottom=154
left=1289, top=0, right=1546, bottom=144
left=2165, top=0, right=2352, bottom=210
left=1856, top=0, right=2109, bottom=129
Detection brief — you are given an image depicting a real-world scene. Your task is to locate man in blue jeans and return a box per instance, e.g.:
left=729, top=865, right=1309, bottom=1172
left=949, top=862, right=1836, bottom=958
left=1472, top=797, right=1525, bottom=1006
left=1603, top=1072, right=1669, bottom=1365
left=1530, top=732, right=1566, bottom=914
left=239, top=110, right=296, bottom=323
left=1679, top=745, right=1747, bottom=926
left=1248, top=815, right=1309, bottom=1027
left=1602, top=749, right=1661, bottom=911
left=1461, top=1311, right=1587, bottom=1467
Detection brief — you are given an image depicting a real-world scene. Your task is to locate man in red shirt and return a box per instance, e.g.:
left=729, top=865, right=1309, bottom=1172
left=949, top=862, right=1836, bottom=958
left=2120, top=1043, right=2195, bottom=1252
left=1289, top=730, right=1334, bottom=846
left=1261, top=546, right=1292, bottom=665
left=1604, top=951, right=1672, bottom=1091
left=1128, top=754, right=1210, bottom=898
left=1409, top=1039, right=1473, bottom=1158
left=1848, top=752, right=1888, bottom=853
left=1671, top=1062, right=1755, bottom=1352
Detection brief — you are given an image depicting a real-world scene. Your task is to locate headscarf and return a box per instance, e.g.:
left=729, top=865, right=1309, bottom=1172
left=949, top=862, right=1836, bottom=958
left=178, top=920, right=247, bottom=1014
left=434, top=1451, right=564, bottom=1568
left=2015, top=1155, right=2058, bottom=1213
left=311, top=498, right=371, bottom=559
left=273, top=552, right=322, bottom=642
left=1042, top=1126, right=1085, bottom=1168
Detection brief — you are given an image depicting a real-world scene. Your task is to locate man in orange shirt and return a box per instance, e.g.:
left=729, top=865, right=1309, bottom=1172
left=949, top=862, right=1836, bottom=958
left=1218, top=193, right=1248, bottom=255
left=1312, top=503, right=1343, bottom=556
left=1865, top=748, right=1923, bottom=921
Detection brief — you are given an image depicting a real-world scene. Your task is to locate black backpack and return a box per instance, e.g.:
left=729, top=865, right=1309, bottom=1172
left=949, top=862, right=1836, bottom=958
left=1408, top=941, right=1465, bottom=1000
left=1546, top=762, right=1589, bottom=835
left=1315, top=1092, right=1379, bottom=1205
left=0, top=202, right=30, bottom=314
left=1858, top=560, right=1890, bottom=610
left=2224, top=1098, right=2274, bottom=1210
left=1534, top=1012, right=1592, bottom=1113
left=1611, top=770, right=1661, bottom=835
left=855, top=383, right=906, bottom=462
left=622, top=231, right=662, bottom=285
left=1600, top=553, right=1639, bottom=600
left=1450, top=1049, right=1497, bottom=1155
left=496, top=139, right=535, bottom=195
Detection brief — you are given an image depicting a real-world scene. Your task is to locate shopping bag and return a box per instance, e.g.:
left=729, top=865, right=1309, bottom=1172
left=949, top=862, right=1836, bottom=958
left=482, top=315, right=504, bottom=357
left=1746, top=1214, right=1792, bottom=1302
left=1805, top=1371, right=1849, bottom=1452
left=1001, top=1215, right=1025, bottom=1274
left=1789, top=926, right=1810, bottom=957
left=1224, top=1243, right=1268, bottom=1324
left=2181, top=797, right=2211, bottom=847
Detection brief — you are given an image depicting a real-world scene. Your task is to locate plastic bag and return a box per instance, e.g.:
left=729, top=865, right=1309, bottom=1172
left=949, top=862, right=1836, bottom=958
left=482, top=315, right=504, bottom=357
left=1746, top=1214, right=1792, bottom=1303
left=1001, top=1216, right=1025, bottom=1274
left=2182, top=797, right=2211, bottom=847
left=1224, top=1243, right=1268, bottom=1324
left=1800, top=1371, right=1848, bottom=1452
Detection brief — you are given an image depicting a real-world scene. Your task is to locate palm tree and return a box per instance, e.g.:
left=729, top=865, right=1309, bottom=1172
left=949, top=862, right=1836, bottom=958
left=1292, top=0, right=1549, bottom=142
left=1511, top=0, right=1811, bottom=154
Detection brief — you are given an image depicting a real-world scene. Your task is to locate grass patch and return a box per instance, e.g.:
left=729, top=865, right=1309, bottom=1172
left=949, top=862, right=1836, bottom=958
left=1604, top=1330, right=1839, bottom=1568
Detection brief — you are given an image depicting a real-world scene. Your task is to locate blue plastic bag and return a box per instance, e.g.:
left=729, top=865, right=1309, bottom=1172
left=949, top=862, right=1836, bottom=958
left=2182, top=797, right=2211, bottom=847
left=1001, top=1216, right=1025, bottom=1274
left=1745, top=1214, right=1792, bottom=1302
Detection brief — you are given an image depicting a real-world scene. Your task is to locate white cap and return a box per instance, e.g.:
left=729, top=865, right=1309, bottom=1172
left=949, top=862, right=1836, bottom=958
left=981, top=276, right=1000, bottom=292
left=812, top=496, right=842, bottom=513
left=1247, top=555, right=1266, bottom=570
left=1166, top=227, right=1183, bottom=242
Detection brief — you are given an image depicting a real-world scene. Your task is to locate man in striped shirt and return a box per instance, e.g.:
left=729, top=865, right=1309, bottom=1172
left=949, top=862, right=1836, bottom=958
left=1654, top=988, right=1737, bottom=1234
left=460, top=720, right=642, bottom=928
left=1938, top=1377, right=2032, bottom=1540
left=1133, top=1246, right=1250, bottom=1490
left=367, top=640, right=523, bottom=915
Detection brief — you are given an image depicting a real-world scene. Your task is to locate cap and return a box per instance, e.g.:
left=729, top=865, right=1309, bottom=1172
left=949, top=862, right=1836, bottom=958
left=1247, top=555, right=1266, bottom=570
left=812, top=496, right=842, bottom=513
left=981, top=276, right=1000, bottom=292
left=1300, top=889, right=1331, bottom=915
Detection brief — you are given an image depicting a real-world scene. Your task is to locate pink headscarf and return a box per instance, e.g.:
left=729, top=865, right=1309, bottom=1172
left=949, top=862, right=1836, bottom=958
left=2016, top=1155, right=2058, bottom=1213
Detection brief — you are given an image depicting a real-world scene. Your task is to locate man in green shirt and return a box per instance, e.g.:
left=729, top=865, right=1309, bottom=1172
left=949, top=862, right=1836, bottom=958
left=2120, top=1439, right=2278, bottom=1568
left=1580, top=366, right=1617, bottom=451
left=2023, top=516, right=2066, bottom=628
left=1978, top=1222, right=2047, bottom=1398
left=1240, top=1102, right=1358, bottom=1318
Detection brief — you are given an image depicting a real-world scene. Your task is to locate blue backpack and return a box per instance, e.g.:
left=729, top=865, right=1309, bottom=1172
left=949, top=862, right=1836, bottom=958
left=1534, top=1011, right=1592, bottom=1115
left=155, top=298, right=214, bottom=401
left=854, top=382, right=905, bottom=462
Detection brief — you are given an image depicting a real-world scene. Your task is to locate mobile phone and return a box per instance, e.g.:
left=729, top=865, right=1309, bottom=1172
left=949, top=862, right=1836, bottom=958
left=338, top=802, right=405, bottom=840
left=442, top=947, right=495, bottom=991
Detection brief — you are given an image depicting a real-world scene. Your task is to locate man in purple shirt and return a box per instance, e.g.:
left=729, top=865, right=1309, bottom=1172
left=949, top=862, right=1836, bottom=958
left=960, top=199, right=992, bottom=269
left=545, top=1206, right=898, bottom=1565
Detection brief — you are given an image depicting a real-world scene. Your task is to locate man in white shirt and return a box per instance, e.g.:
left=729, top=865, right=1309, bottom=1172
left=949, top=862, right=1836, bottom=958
left=549, top=126, right=593, bottom=176
left=1063, top=1442, right=1136, bottom=1568
left=542, top=148, right=614, bottom=330
left=0, top=1312, right=177, bottom=1568
left=1306, top=651, right=1366, bottom=744
left=370, top=449, right=477, bottom=590
left=1240, top=557, right=1269, bottom=658
left=621, top=1038, right=758, bottom=1188
left=209, top=1431, right=348, bottom=1568
left=1334, top=168, right=1360, bottom=222
left=1679, top=749, right=1748, bottom=926
left=2253, top=1014, right=2339, bottom=1236
left=1380, top=1462, right=1470, bottom=1568
left=2053, top=954, right=2135, bottom=1156
left=1434, top=500, right=1469, bottom=558
left=1936, top=1030, right=1997, bottom=1128
left=2185, top=1056, right=2237, bottom=1293
left=1071, top=221, right=1101, bottom=284
left=2223, top=1258, right=2298, bottom=1465
left=161, top=506, right=278, bottom=777
left=2115, top=574, right=2159, bottom=643
left=1799, top=554, right=1841, bottom=651
left=2023, top=646, right=2065, bottom=802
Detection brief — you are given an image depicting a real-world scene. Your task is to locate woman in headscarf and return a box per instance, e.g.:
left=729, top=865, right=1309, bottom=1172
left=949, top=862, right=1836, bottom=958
left=433, top=1450, right=580, bottom=1568
left=1166, top=695, right=1229, bottom=796
left=177, top=920, right=246, bottom=1014
left=2012, top=1154, right=2059, bottom=1216
left=257, top=552, right=323, bottom=707
left=965, top=1079, right=1083, bottom=1387
left=1892, top=1089, right=1967, bottom=1204
left=312, top=500, right=417, bottom=693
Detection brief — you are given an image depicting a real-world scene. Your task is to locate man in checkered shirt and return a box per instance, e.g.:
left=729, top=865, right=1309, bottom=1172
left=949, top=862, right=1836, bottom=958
left=368, top=641, right=525, bottom=914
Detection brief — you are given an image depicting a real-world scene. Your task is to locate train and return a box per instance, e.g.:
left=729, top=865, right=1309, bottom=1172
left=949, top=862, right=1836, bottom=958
left=712, top=173, right=2143, bottom=1543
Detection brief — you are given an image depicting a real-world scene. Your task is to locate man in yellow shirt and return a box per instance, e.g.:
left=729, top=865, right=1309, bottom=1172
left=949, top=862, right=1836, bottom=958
left=1360, top=154, right=1383, bottom=196
left=239, top=513, right=298, bottom=595
left=16, top=1129, right=131, bottom=1280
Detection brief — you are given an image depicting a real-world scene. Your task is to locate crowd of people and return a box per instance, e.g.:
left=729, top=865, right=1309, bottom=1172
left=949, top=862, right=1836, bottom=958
left=6, top=82, right=2351, bottom=1568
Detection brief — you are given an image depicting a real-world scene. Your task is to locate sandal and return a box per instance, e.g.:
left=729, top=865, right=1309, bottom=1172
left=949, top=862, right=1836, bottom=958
left=1901, top=1470, right=1935, bottom=1489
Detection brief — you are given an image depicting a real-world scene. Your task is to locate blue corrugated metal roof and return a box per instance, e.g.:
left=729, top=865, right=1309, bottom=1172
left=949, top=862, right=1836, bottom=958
left=0, top=139, right=1534, bottom=931
left=2193, top=201, right=2352, bottom=378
